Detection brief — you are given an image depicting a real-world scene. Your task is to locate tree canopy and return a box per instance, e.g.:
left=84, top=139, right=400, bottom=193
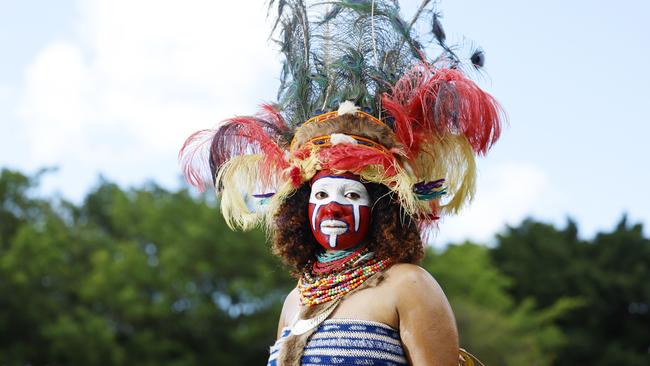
left=0, top=168, right=648, bottom=365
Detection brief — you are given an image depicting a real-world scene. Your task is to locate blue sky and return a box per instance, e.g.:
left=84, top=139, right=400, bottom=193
left=1, top=0, right=648, bottom=245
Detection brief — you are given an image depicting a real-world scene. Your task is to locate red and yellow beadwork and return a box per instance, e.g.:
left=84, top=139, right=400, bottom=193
left=299, top=258, right=391, bottom=306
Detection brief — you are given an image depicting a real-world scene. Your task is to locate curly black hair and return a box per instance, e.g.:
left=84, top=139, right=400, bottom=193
left=272, top=182, right=424, bottom=276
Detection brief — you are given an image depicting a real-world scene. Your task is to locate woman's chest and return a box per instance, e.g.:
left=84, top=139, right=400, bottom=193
left=291, top=283, right=400, bottom=330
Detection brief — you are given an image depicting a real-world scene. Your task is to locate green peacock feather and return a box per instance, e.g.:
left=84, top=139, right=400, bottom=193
left=268, top=0, right=481, bottom=128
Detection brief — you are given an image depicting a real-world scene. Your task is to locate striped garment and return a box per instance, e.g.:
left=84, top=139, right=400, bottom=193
left=268, top=319, right=408, bottom=366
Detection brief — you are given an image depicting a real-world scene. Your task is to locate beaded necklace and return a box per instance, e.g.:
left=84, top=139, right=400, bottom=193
left=316, top=243, right=365, bottom=263
left=299, top=248, right=391, bottom=306
left=312, top=245, right=368, bottom=274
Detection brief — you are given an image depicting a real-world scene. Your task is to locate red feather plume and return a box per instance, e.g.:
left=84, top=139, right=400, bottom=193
left=320, top=145, right=399, bottom=177
left=179, top=105, right=290, bottom=190
left=179, top=129, right=215, bottom=191
left=383, top=64, right=503, bottom=158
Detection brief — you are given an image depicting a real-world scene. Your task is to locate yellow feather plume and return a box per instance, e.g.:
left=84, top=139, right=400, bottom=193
left=216, top=154, right=278, bottom=231
left=411, top=135, right=477, bottom=215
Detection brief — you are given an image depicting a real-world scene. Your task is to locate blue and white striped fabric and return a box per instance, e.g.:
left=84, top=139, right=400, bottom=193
left=268, top=319, right=408, bottom=366
left=268, top=327, right=291, bottom=366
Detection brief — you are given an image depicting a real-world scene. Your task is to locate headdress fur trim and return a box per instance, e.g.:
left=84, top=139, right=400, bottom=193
left=291, top=114, right=399, bottom=151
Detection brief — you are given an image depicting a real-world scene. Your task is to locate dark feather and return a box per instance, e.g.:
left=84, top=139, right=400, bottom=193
left=268, top=0, right=287, bottom=35
left=470, top=48, right=485, bottom=68
left=431, top=12, right=446, bottom=43
left=318, top=5, right=343, bottom=25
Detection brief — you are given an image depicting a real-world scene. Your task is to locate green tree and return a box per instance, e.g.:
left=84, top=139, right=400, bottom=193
left=423, top=243, right=576, bottom=366
left=492, top=219, right=585, bottom=308
left=0, top=169, right=294, bottom=365
left=492, top=217, right=650, bottom=366
left=3, top=168, right=647, bottom=365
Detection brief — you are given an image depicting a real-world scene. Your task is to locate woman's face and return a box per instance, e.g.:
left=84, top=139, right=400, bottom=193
left=308, top=173, right=371, bottom=251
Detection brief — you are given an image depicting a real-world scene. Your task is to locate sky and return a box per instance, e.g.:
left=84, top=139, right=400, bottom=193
left=1, top=0, right=649, bottom=246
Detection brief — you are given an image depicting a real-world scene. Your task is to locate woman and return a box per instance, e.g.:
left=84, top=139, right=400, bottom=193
left=270, top=168, right=459, bottom=365
left=180, top=1, right=502, bottom=364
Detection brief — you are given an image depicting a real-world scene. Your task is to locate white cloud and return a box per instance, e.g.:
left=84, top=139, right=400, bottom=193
left=16, top=0, right=280, bottom=200
left=0, top=84, right=11, bottom=101
left=432, top=162, right=550, bottom=246
left=19, top=41, right=90, bottom=164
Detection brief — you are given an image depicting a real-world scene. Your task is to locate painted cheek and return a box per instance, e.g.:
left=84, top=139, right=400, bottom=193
left=354, top=206, right=371, bottom=233
left=308, top=202, right=371, bottom=250
left=331, top=206, right=370, bottom=250
left=308, top=203, right=318, bottom=231
left=308, top=203, right=329, bottom=249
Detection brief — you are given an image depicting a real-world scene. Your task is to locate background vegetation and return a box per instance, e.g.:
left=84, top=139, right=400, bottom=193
left=1, top=168, right=648, bottom=365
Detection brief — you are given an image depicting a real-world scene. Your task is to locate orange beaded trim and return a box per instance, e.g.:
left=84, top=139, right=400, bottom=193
left=298, top=258, right=391, bottom=306
left=304, top=134, right=391, bottom=155
left=289, top=110, right=389, bottom=151
left=302, top=110, right=387, bottom=128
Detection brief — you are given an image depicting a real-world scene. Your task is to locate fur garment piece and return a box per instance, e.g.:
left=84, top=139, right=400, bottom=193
left=337, top=101, right=360, bottom=116
left=330, top=133, right=357, bottom=145
left=291, top=114, right=400, bottom=150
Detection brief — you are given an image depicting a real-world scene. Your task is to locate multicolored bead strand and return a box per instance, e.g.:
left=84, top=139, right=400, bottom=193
left=299, top=257, right=391, bottom=306
left=316, top=243, right=365, bottom=263
left=312, top=246, right=370, bottom=274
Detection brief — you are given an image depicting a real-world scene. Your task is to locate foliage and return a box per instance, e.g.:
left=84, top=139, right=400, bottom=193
left=492, top=218, right=650, bottom=366
left=0, top=169, right=294, bottom=365
left=423, top=243, right=579, bottom=366
left=1, top=168, right=648, bottom=365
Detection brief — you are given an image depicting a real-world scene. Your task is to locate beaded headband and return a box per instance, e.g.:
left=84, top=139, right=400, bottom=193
left=304, top=134, right=391, bottom=155
left=289, top=110, right=389, bottom=151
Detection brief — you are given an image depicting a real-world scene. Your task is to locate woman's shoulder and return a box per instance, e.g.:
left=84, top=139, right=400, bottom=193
left=278, top=285, right=300, bottom=332
left=383, top=263, right=449, bottom=305
left=385, top=262, right=432, bottom=277
left=283, top=285, right=300, bottom=305
left=384, top=263, right=459, bottom=365
left=384, top=263, right=440, bottom=287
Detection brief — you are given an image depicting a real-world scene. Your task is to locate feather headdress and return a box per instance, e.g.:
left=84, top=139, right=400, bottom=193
left=180, top=0, right=503, bottom=232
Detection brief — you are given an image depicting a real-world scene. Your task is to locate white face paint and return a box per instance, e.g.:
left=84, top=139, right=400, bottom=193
left=319, top=219, right=348, bottom=235
left=308, top=177, right=371, bottom=249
